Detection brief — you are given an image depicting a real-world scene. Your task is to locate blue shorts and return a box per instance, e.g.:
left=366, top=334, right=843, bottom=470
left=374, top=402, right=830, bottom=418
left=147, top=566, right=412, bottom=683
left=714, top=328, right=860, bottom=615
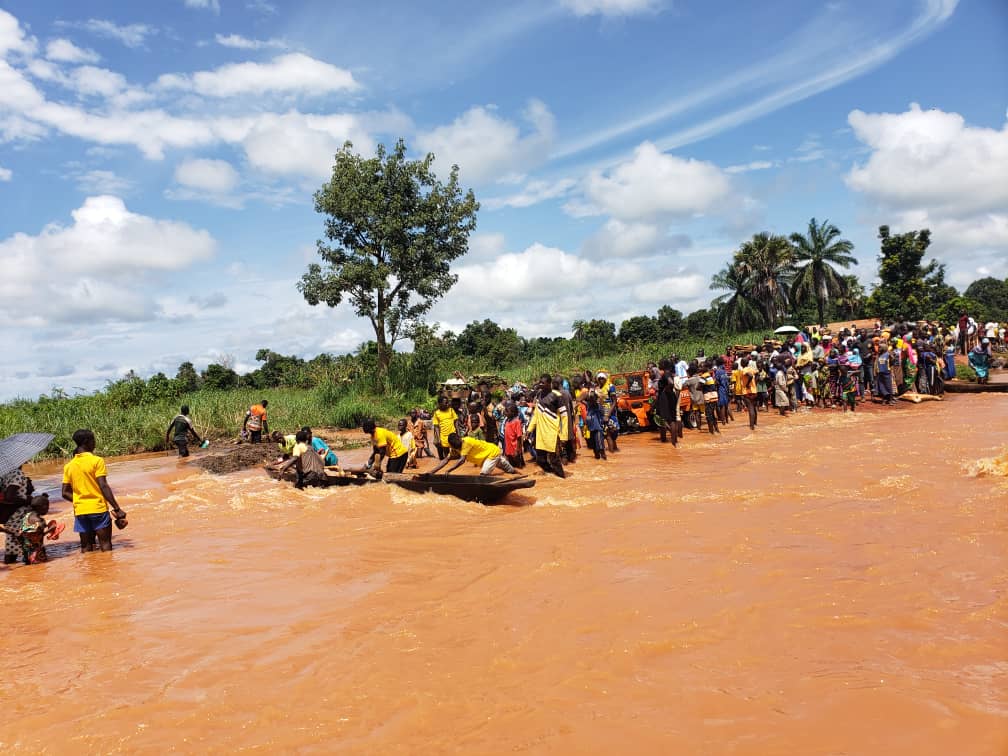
left=74, top=512, right=111, bottom=533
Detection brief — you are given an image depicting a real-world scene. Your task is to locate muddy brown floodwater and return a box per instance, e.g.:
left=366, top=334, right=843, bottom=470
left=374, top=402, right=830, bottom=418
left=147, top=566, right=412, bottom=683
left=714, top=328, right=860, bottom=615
left=2, top=396, right=1007, bottom=754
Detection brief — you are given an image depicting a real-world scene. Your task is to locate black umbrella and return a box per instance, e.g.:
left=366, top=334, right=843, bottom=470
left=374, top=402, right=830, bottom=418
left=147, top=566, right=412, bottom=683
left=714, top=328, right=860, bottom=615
left=0, top=433, right=55, bottom=479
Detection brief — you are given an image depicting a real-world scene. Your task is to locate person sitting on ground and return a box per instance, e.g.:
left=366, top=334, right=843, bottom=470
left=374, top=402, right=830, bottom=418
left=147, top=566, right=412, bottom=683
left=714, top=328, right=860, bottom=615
left=61, top=429, right=127, bottom=553
left=242, top=400, right=269, bottom=443
left=425, top=433, right=516, bottom=477
left=398, top=419, right=418, bottom=469
left=166, top=405, right=204, bottom=458
left=362, top=418, right=409, bottom=475
left=275, top=430, right=328, bottom=489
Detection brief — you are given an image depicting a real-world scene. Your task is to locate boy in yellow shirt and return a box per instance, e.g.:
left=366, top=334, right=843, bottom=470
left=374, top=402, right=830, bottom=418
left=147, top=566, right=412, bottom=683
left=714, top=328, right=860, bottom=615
left=426, top=433, right=516, bottom=476
left=61, top=429, right=126, bottom=553
left=362, top=419, right=409, bottom=474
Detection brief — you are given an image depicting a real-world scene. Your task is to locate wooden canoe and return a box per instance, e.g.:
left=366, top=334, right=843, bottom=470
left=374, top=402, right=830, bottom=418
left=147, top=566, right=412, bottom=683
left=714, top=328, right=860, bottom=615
left=943, top=380, right=1008, bottom=394
left=383, top=473, right=536, bottom=504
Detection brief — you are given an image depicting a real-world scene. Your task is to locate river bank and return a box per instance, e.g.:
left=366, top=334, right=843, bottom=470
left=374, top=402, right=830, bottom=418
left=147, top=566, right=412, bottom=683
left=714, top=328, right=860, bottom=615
left=3, top=393, right=1006, bottom=753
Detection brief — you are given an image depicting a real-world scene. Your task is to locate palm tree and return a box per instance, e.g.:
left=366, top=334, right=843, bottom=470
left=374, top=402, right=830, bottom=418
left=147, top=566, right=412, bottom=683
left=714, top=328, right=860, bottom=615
left=789, top=218, right=857, bottom=327
left=711, top=262, right=763, bottom=331
left=734, top=232, right=795, bottom=327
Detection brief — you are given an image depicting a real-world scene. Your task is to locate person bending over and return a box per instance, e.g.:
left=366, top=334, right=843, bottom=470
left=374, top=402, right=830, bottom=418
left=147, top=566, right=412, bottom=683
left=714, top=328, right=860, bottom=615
left=425, top=433, right=516, bottom=476
left=362, top=419, right=408, bottom=475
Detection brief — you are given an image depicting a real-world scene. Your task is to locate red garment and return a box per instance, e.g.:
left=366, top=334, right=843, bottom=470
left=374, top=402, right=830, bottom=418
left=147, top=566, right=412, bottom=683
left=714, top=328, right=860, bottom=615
left=504, top=417, right=523, bottom=457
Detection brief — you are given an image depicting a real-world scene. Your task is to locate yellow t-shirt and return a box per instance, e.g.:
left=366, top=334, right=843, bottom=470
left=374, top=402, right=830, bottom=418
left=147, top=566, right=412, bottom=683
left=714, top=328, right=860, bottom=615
left=460, top=437, right=501, bottom=466
left=432, top=408, right=458, bottom=446
left=372, top=427, right=407, bottom=458
left=62, top=451, right=109, bottom=516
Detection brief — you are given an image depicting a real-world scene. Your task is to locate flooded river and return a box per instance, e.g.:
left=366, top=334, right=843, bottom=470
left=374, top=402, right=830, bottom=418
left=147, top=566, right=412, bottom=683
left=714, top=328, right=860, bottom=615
left=2, top=396, right=1007, bottom=754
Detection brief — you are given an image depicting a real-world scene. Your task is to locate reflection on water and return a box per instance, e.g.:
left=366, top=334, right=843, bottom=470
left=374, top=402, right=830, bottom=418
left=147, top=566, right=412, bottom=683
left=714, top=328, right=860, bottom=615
left=3, top=396, right=1008, bottom=754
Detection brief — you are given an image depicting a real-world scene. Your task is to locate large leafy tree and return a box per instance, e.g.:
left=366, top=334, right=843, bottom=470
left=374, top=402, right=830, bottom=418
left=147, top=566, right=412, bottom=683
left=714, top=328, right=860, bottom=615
left=710, top=261, right=764, bottom=331
left=455, top=319, right=523, bottom=364
left=299, top=140, right=479, bottom=386
left=865, top=225, right=951, bottom=321
left=734, top=232, right=795, bottom=327
left=618, top=315, right=661, bottom=343
left=964, top=277, right=1008, bottom=320
left=572, top=319, right=617, bottom=354
left=789, top=217, right=857, bottom=326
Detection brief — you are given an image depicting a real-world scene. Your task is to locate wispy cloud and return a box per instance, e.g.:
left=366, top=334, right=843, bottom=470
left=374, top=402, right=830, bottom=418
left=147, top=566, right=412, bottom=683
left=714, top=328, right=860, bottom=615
left=57, top=19, right=158, bottom=49
left=724, top=160, right=776, bottom=174
left=552, top=0, right=959, bottom=162
left=215, top=33, right=287, bottom=50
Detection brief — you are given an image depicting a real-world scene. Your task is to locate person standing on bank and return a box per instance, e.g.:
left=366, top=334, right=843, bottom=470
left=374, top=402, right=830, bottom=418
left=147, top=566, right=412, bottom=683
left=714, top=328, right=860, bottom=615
left=166, top=405, right=204, bottom=457
left=242, top=400, right=269, bottom=443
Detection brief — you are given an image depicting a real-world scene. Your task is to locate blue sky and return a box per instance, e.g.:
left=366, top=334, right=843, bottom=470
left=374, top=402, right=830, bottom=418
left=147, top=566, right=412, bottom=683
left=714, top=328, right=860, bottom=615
left=1, top=0, right=1006, bottom=398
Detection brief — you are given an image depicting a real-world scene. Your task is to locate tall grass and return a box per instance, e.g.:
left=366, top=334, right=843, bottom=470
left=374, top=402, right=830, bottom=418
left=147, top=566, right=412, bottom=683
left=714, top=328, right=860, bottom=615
left=1, top=330, right=768, bottom=459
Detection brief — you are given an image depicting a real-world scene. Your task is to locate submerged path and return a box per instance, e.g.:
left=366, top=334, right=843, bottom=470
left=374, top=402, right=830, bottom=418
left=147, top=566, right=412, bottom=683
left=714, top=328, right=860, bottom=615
left=2, top=396, right=1007, bottom=754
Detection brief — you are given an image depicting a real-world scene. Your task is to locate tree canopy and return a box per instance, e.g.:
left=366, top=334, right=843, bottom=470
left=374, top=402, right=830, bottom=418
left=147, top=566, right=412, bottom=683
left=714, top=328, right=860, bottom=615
left=299, top=139, right=479, bottom=386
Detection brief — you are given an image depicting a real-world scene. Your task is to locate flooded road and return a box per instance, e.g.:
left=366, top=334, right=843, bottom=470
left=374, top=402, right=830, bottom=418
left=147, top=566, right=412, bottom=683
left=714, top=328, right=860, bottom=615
left=2, top=396, right=1007, bottom=754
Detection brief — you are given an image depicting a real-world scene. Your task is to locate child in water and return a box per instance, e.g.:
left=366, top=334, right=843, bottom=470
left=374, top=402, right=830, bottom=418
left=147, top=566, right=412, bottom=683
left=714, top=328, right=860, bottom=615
left=840, top=365, right=857, bottom=412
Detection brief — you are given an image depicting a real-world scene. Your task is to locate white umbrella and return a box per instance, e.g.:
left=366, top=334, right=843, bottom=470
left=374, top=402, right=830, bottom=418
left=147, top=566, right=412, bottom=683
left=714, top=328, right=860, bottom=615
left=0, top=433, right=55, bottom=478
left=774, top=325, right=800, bottom=335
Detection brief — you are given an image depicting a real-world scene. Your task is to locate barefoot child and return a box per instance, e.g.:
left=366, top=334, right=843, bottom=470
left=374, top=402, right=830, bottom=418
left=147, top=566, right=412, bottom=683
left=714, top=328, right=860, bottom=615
left=61, top=429, right=127, bottom=553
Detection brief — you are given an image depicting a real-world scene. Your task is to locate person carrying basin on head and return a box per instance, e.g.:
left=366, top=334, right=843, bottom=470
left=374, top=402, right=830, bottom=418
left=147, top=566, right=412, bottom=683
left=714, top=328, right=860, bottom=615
left=166, top=405, right=204, bottom=458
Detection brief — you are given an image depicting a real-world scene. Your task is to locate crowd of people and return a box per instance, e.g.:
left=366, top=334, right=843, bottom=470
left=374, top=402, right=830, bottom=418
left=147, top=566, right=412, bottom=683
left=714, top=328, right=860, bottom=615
left=251, top=318, right=1003, bottom=488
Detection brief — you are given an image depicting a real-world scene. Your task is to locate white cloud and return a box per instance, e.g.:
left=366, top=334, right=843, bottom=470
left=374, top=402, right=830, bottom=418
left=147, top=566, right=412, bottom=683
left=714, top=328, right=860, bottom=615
left=846, top=104, right=1008, bottom=216
left=184, top=0, right=221, bottom=13
left=215, top=33, right=286, bottom=50
left=0, top=8, right=36, bottom=56
left=239, top=111, right=374, bottom=178
left=845, top=104, right=1008, bottom=287
left=483, top=177, right=576, bottom=210
left=156, top=53, right=359, bottom=98
left=0, top=165, right=11, bottom=181
left=175, top=157, right=240, bottom=193
left=72, top=169, right=133, bottom=194
left=416, top=99, right=554, bottom=185
left=572, top=141, right=731, bottom=221
left=561, top=0, right=662, bottom=17
left=0, top=196, right=216, bottom=327
left=64, top=19, right=157, bottom=49
left=45, top=38, right=100, bottom=64
left=725, top=160, right=775, bottom=174
left=580, top=219, right=694, bottom=259
left=632, top=272, right=706, bottom=303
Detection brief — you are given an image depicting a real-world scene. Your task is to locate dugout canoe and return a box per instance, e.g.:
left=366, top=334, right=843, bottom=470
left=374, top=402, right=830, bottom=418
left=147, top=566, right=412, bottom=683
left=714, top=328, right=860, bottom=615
left=383, top=473, right=536, bottom=504
left=943, top=380, right=1008, bottom=394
